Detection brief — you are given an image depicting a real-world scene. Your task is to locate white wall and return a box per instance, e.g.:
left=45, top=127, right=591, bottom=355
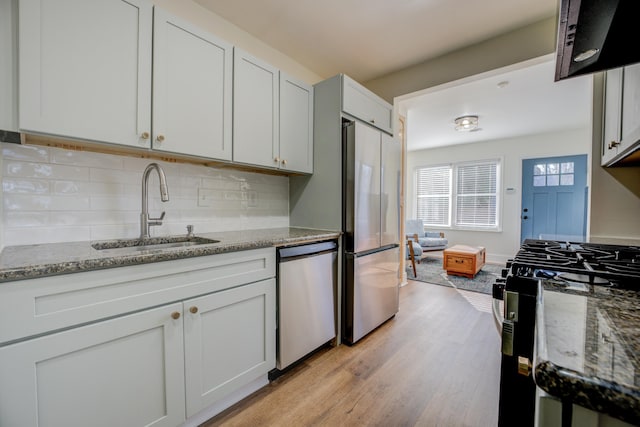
left=406, top=127, right=592, bottom=263
left=1, top=143, right=289, bottom=246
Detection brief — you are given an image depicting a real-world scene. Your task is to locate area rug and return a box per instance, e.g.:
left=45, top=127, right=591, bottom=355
left=406, top=255, right=503, bottom=295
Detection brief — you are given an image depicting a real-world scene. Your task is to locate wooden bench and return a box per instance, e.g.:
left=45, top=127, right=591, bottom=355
left=443, top=245, right=486, bottom=278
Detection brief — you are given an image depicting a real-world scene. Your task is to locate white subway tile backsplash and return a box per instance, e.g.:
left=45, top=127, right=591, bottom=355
left=3, top=178, right=50, bottom=194
left=50, top=148, right=124, bottom=169
left=89, top=167, right=140, bottom=184
left=1, top=142, right=290, bottom=246
left=4, top=161, right=90, bottom=181
left=2, top=144, right=49, bottom=162
left=4, top=226, right=91, bottom=246
left=4, top=212, right=50, bottom=227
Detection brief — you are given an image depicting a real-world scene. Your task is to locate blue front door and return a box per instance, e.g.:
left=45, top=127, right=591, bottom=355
left=520, top=155, right=588, bottom=242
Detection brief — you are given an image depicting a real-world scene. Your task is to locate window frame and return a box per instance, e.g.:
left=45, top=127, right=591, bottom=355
left=414, top=158, right=502, bottom=232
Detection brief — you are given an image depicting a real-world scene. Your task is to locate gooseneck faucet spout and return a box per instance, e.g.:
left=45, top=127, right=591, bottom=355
left=140, top=163, right=170, bottom=239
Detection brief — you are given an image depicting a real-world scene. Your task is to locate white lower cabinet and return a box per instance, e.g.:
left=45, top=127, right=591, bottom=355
left=0, top=302, right=186, bottom=427
left=0, top=249, right=276, bottom=427
left=184, top=279, right=275, bottom=417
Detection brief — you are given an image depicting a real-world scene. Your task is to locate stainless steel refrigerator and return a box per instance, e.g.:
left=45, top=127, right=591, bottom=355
left=343, top=120, right=401, bottom=345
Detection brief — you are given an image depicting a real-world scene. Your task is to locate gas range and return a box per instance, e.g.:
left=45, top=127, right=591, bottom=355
left=508, top=239, right=640, bottom=288
left=494, top=239, right=640, bottom=427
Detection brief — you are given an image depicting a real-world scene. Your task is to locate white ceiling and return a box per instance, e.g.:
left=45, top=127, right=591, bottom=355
left=402, top=59, right=593, bottom=151
left=194, top=0, right=557, bottom=82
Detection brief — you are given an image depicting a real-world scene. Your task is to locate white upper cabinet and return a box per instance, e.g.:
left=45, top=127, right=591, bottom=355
left=620, top=64, right=640, bottom=149
left=602, top=67, right=623, bottom=165
left=18, top=0, right=153, bottom=148
left=342, top=75, right=393, bottom=134
left=233, top=49, right=279, bottom=168
left=602, top=63, right=640, bottom=166
left=15, top=1, right=313, bottom=172
left=0, top=0, right=18, bottom=132
left=152, top=10, right=233, bottom=160
left=279, top=72, right=313, bottom=173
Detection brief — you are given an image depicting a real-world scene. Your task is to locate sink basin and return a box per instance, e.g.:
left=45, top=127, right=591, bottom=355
left=92, top=236, right=220, bottom=254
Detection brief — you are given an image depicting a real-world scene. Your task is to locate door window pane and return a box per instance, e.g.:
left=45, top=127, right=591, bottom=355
left=534, top=164, right=546, bottom=175
left=561, top=174, right=574, bottom=186
left=547, top=175, right=559, bottom=186
left=547, top=163, right=559, bottom=175
left=561, top=162, right=574, bottom=174
left=533, top=176, right=546, bottom=187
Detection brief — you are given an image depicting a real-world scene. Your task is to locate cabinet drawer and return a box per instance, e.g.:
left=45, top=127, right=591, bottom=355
left=444, top=255, right=474, bottom=273
left=0, top=248, right=275, bottom=345
left=342, top=75, right=392, bottom=134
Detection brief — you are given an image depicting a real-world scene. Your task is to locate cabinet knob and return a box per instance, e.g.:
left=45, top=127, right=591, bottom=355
left=156, top=134, right=165, bottom=143
left=608, top=140, right=620, bottom=149
left=171, top=311, right=181, bottom=320
left=281, top=159, right=287, bottom=166
left=141, top=132, right=150, bottom=140
left=369, top=119, right=376, bottom=124
left=274, top=157, right=280, bottom=163
left=189, top=306, right=198, bottom=314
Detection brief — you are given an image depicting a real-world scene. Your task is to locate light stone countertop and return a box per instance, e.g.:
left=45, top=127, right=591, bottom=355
left=0, top=227, right=341, bottom=283
left=534, top=281, right=640, bottom=425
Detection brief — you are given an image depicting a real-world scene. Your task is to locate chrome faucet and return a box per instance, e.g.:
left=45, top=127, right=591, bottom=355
left=140, top=163, right=169, bottom=239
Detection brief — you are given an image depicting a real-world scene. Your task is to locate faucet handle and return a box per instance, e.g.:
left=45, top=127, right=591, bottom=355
left=186, top=225, right=194, bottom=237
left=149, top=211, right=166, bottom=222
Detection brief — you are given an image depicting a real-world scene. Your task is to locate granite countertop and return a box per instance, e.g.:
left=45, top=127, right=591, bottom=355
left=0, top=227, right=341, bottom=283
left=534, top=280, right=640, bottom=425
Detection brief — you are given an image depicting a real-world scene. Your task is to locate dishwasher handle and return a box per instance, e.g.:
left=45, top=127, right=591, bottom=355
left=278, top=240, right=338, bottom=261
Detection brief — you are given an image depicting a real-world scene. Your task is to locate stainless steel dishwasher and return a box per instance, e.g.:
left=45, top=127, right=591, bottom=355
left=276, top=240, right=337, bottom=370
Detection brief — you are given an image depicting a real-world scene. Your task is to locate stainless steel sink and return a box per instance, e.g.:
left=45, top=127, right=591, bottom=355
left=92, top=236, right=220, bottom=254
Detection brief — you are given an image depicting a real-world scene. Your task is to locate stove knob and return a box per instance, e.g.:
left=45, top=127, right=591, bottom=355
left=492, top=281, right=506, bottom=300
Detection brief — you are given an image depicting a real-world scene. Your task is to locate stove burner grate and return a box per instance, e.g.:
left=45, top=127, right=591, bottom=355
left=511, top=239, right=640, bottom=287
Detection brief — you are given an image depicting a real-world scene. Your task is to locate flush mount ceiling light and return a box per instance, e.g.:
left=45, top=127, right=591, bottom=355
left=454, top=115, right=479, bottom=132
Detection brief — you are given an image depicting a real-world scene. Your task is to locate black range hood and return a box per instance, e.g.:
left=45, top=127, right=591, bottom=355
left=555, top=0, right=640, bottom=81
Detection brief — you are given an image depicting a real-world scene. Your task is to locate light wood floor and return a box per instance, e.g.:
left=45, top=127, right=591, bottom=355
left=201, top=280, right=501, bottom=427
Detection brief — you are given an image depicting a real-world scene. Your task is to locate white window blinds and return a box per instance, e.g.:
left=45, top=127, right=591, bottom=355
left=415, top=159, right=500, bottom=230
left=455, top=161, right=498, bottom=227
left=415, top=166, right=451, bottom=227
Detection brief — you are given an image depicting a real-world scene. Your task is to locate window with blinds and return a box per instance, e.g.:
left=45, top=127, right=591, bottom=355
left=415, top=159, right=500, bottom=230
left=415, top=166, right=451, bottom=227
left=456, top=161, right=498, bottom=227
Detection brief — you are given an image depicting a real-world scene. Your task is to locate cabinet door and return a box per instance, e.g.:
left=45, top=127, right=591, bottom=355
left=602, top=68, right=623, bottom=165
left=342, top=75, right=393, bottom=134
left=0, top=303, right=186, bottom=427
left=621, top=63, right=640, bottom=154
left=0, top=0, right=18, bottom=132
left=184, top=279, right=275, bottom=417
left=153, top=9, right=232, bottom=161
left=233, top=49, right=279, bottom=168
left=279, top=72, right=313, bottom=173
left=18, top=0, right=153, bottom=148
